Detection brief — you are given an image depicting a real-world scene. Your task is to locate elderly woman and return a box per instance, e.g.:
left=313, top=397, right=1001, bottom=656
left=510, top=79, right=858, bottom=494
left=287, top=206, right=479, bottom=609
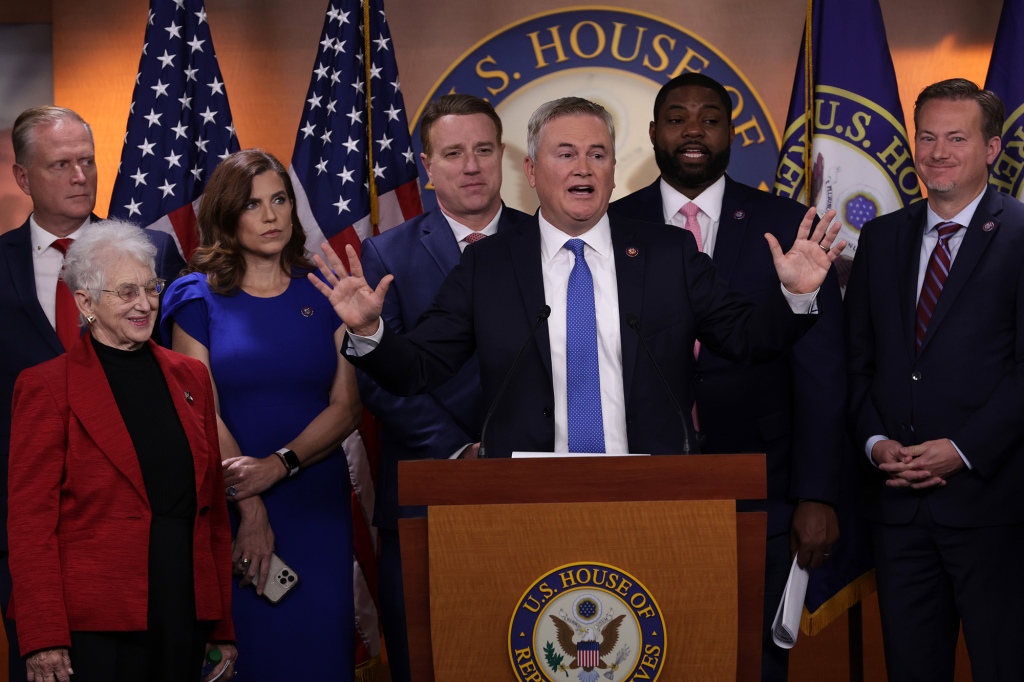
left=7, top=221, right=235, bottom=682
left=160, top=149, right=360, bottom=680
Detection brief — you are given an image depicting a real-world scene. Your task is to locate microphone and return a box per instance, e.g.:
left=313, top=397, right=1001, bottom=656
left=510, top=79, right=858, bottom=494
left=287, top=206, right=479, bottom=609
left=478, top=305, right=551, bottom=459
left=625, top=314, right=694, bottom=455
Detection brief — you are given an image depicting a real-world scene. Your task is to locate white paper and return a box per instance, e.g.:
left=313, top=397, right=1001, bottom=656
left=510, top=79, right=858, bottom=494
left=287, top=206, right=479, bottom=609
left=511, top=451, right=649, bottom=458
left=771, top=555, right=809, bottom=649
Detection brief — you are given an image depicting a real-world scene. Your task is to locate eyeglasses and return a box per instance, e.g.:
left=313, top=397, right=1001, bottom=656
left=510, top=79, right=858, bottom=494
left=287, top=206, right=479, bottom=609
left=101, top=278, right=167, bottom=302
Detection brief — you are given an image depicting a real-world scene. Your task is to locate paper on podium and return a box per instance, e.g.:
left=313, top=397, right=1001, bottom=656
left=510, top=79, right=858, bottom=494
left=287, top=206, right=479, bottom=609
left=511, top=451, right=648, bottom=458
left=771, top=554, right=809, bottom=649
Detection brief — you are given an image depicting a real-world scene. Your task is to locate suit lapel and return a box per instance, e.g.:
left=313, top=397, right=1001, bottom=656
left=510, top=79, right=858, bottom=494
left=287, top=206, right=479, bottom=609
left=6, top=225, right=65, bottom=355
left=897, top=203, right=926, bottom=361
left=152, top=344, right=211, bottom=492
left=419, top=210, right=462, bottom=276
left=713, top=179, right=752, bottom=283
left=611, top=218, right=645, bottom=407
left=919, top=190, right=1001, bottom=355
left=509, top=217, right=553, bottom=379
left=66, top=336, right=149, bottom=502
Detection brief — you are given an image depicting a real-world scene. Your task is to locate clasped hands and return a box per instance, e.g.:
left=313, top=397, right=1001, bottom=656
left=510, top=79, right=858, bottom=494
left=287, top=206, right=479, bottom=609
left=871, top=438, right=965, bottom=489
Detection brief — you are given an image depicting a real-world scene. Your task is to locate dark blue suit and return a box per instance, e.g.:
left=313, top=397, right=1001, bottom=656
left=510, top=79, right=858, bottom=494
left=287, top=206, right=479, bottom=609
left=0, top=217, right=184, bottom=677
left=611, top=177, right=846, bottom=681
left=350, top=213, right=817, bottom=459
left=846, top=187, right=1024, bottom=680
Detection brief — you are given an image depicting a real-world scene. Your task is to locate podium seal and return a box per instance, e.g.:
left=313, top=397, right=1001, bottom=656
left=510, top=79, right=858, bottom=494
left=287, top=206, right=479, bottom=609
left=509, top=562, right=666, bottom=682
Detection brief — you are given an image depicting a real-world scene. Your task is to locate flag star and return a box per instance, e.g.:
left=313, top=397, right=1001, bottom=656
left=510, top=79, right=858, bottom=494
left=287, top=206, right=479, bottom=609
left=218, top=150, right=231, bottom=161
left=142, top=43, right=148, bottom=56
left=191, top=166, right=204, bottom=181
left=165, top=151, right=182, bottom=168
left=384, top=104, right=401, bottom=121
left=337, top=167, right=354, bottom=184
left=159, top=180, right=176, bottom=198
left=136, top=72, right=141, bottom=85
left=321, top=128, right=333, bottom=144
left=315, top=158, right=329, bottom=175
left=165, top=22, right=182, bottom=40
left=330, top=69, right=342, bottom=85
left=390, top=78, right=401, bottom=92
left=208, top=77, right=224, bottom=95
left=342, top=136, right=360, bottom=154
left=377, top=134, right=393, bottom=151
left=172, top=0, right=185, bottom=9
left=332, top=39, right=346, bottom=54
left=402, top=148, right=415, bottom=164
left=327, top=99, right=337, bottom=114
left=326, top=5, right=339, bottom=22
left=300, top=121, right=316, bottom=138
left=125, top=199, right=143, bottom=217
left=226, top=122, right=236, bottom=138
left=188, top=36, right=205, bottom=52
left=147, top=9, right=154, bottom=25
left=195, top=7, right=207, bottom=24
left=196, top=137, right=210, bottom=153
left=346, top=107, right=363, bottom=126
left=179, top=94, right=193, bottom=110
left=131, top=169, right=148, bottom=187
left=307, top=93, right=323, bottom=109
left=369, top=64, right=382, bottom=80
left=356, top=51, right=365, bottom=65
left=157, top=50, right=176, bottom=69
left=138, top=139, right=156, bottom=156
left=184, top=66, right=198, bottom=82
left=337, top=9, right=350, bottom=24
left=151, top=80, right=169, bottom=98
left=200, top=107, right=217, bottom=125
left=143, top=109, right=163, bottom=127
left=129, top=102, right=136, bottom=115
left=333, top=196, right=351, bottom=214
left=320, top=35, right=334, bottom=52
left=171, top=123, right=189, bottom=140
left=351, top=77, right=364, bottom=95
left=314, top=62, right=330, bottom=80
left=373, top=163, right=386, bottom=178
left=374, top=35, right=391, bottom=52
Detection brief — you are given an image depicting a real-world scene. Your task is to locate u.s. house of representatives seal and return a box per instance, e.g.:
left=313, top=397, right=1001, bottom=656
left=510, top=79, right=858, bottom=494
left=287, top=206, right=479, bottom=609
left=509, top=562, right=666, bottom=682
left=412, top=7, right=779, bottom=214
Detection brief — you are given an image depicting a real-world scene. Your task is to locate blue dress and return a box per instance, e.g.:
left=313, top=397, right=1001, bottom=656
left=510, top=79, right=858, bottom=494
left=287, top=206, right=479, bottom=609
left=161, top=272, right=354, bottom=680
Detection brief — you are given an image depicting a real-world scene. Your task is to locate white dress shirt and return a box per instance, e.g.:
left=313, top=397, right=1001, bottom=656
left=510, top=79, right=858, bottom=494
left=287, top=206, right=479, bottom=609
left=442, top=206, right=502, bottom=252
left=864, top=187, right=986, bottom=468
left=659, top=175, right=726, bottom=256
left=29, top=215, right=87, bottom=328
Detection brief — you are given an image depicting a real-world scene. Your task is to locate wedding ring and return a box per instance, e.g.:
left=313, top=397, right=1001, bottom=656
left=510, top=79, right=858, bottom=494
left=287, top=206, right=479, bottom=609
left=239, top=557, right=251, bottom=569
left=226, top=485, right=237, bottom=497
left=819, top=243, right=829, bottom=252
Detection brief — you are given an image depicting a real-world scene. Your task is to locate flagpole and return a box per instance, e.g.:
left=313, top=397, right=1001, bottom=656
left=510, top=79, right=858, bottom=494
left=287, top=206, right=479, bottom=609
left=364, top=0, right=378, bottom=232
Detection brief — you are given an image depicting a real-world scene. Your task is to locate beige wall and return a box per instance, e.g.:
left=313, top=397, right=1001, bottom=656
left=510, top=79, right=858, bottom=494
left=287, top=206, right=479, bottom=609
left=30, top=0, right=1001, bottom=218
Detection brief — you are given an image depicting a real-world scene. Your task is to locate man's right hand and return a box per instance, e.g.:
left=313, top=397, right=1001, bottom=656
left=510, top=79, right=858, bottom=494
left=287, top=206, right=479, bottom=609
left=308, top=242, right=392, bottom=337
left=871, top=438, right=906, bottom=469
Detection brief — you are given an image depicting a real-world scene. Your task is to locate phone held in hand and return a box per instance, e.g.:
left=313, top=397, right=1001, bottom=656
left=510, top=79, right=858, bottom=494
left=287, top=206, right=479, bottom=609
left=259, top=552, right=299, bottom=604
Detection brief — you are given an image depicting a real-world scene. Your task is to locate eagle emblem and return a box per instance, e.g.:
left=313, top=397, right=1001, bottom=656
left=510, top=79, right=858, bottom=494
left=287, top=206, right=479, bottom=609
left=545, top=594, right=631, bottom=682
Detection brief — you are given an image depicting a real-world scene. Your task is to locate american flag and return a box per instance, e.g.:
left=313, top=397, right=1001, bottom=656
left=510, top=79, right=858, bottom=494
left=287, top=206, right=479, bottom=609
left=289, top=0, right=423, bottom=673
left=108, top=0, right=240, bottom=261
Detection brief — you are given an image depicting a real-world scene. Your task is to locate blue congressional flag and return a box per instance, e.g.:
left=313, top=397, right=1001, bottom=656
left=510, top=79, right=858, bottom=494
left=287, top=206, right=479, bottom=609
left=774, top=0, right=908, bottom=635
left=985, top=0, right=1024, bottom=199
left=289, top=0, right=422, bottom=270
left=108, top=0, right=240, bottom=261
left=774, top=0, right=920, bottom=289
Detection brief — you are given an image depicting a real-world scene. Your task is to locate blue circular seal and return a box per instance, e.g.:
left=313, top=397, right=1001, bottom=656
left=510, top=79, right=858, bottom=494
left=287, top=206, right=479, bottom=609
left=411, top=7, right=780, bottom=213
left=509, top=562, right=666, bottom=682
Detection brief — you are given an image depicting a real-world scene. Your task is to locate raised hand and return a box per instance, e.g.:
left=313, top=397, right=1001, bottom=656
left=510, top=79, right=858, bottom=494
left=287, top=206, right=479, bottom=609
left=307, top=242, right=393, bottom=337
left=766, top=207, right=848, bottom=295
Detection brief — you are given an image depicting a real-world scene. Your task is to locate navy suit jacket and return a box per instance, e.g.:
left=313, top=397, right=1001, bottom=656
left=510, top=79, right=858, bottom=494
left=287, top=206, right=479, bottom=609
left=0, top=218, right=185, bottom=550
left=358, top=205, right=529, bottom=529
left=847, top=187, right=1024, bottom=528
left=350, top=213, right=816, bottom=459
left=610, top=177, right=845, bottom=536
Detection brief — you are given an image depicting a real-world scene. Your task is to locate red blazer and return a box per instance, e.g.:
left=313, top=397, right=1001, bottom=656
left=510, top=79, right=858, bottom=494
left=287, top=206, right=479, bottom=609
left=7, top=333, right=233, bottom=656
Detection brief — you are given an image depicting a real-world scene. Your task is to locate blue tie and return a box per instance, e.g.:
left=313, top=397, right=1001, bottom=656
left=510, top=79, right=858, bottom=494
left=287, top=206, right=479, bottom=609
left=564, top=238, right=606, bottom=453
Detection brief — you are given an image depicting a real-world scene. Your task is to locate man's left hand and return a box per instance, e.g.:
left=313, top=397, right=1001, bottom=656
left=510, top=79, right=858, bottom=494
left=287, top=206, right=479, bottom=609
left=790, top=500, right=839, bottom=569
left=767, top=207, right=847, bottom=295
left=879, top=438, right=964, bottom=489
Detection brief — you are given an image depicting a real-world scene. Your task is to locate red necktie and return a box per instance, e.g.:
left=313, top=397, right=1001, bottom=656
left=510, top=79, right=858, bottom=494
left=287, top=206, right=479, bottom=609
left=50, top=238, right=79, bottom=351
left=915, top=221, right=961, bottom=354
left=680, top=203, right=703, bottom=430
left=463, top=231, right=486, bottom=245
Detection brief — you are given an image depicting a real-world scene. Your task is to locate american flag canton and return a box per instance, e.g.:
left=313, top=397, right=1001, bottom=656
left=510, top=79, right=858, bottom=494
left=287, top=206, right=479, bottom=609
left=108, top=0, right=240, bottom=259
left=290, top=0, right=422, bottom=265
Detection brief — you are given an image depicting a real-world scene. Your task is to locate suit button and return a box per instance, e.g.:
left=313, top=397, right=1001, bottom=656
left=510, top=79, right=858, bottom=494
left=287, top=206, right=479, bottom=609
left=911, top=372, right=922, bottom=381
left=694, top=374, right=703, bottom=383
left=542, top=408, right=552, bottom=418
left=199, top=506, right=210, bottom=517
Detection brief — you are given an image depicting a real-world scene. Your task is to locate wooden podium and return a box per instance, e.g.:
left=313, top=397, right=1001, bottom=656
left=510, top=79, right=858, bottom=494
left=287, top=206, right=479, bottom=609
left=398, top=454, right=768, bottom=681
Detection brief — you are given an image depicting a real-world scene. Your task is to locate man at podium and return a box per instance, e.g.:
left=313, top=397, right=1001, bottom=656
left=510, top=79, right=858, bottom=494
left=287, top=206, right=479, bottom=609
left=310, top=97, right=845, bottom=460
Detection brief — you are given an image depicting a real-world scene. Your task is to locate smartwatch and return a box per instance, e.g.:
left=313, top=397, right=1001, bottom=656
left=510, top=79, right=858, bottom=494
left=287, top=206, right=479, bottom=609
left=276, top=448, right=301, bottom=477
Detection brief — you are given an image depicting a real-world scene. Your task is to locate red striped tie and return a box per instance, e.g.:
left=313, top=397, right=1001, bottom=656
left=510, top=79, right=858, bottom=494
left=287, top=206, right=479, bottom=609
left=915, top=221, right=961, bottom=354
left=51, top=238, right=80, bottom=351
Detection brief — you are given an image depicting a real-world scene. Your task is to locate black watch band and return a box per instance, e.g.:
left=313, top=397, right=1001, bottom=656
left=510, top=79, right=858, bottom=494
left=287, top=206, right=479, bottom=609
left=276, top=448, right=301, bottom=477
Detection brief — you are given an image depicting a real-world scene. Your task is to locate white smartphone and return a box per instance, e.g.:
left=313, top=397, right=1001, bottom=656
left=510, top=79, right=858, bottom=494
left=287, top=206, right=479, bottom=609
left=260, top=552, right=299, bottom=604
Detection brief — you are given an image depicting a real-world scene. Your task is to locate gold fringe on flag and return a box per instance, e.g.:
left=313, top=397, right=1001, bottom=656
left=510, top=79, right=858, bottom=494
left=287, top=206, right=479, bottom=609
left=354, top=654, right=381, bottom=682
left=364, top=0, right=379, bottom=231
left=800, top=569, right=877, bottom=636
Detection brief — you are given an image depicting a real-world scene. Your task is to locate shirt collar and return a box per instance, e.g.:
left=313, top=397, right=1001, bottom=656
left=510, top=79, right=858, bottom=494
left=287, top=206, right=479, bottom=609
left=29, top=214, right=88, bottom=256
left=538, top=209, right=613, bottom=263
left=658, top=174, right=726, bottom=224
left=925, top=188, right=986, bottom=233
left=441, top=205, right=503, bottom=242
